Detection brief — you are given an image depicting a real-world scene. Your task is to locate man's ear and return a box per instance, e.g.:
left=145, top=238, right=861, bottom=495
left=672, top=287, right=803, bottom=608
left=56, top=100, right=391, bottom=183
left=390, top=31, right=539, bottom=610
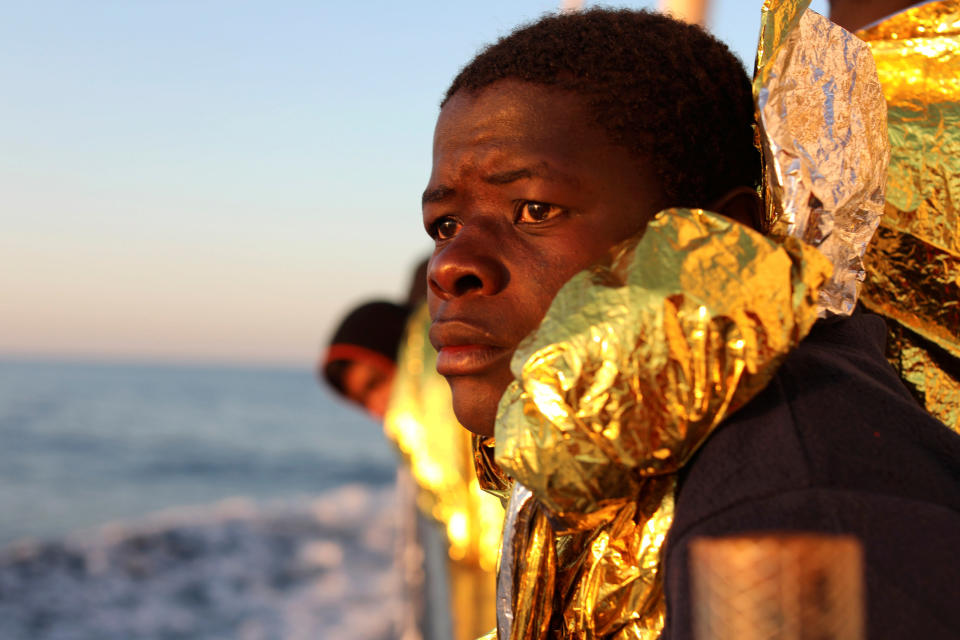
left=709, top=186, right=763, bottom=232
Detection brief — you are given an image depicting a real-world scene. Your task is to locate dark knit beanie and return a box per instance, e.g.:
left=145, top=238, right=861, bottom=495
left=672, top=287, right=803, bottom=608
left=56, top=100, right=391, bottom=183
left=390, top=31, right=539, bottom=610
left=321, top=300, right=412, bottom=393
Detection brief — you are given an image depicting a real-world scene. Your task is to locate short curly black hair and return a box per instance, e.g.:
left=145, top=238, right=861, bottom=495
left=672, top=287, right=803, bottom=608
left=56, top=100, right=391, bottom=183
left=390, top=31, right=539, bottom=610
left=443, top=8, right=759, bottom=208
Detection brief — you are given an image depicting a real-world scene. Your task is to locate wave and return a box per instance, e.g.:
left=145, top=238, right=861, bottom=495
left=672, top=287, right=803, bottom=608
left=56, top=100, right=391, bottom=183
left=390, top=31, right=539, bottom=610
left=135, top=452, right=396, bottom=487
left=0, top=483, right=405, bottom=640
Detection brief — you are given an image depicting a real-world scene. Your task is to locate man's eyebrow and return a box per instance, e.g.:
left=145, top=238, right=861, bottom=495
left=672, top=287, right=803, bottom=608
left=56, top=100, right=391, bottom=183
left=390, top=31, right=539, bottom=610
left=422, top=165, right=579, bottom=205
left=484, top=164, right=579, bottom=187
left=422, top=185, right=454, bottom=205
left=484, top=168, right=534, bottom=184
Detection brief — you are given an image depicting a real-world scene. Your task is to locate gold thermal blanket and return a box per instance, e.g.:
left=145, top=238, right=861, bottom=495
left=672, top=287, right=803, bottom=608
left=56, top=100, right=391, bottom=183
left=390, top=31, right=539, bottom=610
left=856, top=0, right=960, bottom=433
left=491, top=209, right=830, bottom=639
left=754, top=0, right=889, bottom=317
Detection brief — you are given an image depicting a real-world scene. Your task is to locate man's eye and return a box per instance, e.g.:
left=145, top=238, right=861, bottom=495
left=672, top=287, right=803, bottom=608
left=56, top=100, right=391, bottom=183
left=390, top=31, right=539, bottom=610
left=516, top=201, right=565, bottom=223
left=430, top=216, right=461, bottom=240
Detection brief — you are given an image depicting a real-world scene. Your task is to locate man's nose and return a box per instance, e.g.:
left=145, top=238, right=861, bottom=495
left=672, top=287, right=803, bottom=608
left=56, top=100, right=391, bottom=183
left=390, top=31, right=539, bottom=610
left=428, top=227, right=508, bottom=299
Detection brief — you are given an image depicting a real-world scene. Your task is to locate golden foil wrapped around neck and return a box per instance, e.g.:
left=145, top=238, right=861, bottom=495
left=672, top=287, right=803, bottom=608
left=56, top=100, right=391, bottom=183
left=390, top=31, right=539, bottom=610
left=491, top=209, right=829, bottom=639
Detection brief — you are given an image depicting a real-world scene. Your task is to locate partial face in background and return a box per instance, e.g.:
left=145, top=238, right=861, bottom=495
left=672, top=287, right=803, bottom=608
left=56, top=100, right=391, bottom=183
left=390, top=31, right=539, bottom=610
left=341, top=361, right=394, bottom=419
left=423, top=80, right=668, bottom=436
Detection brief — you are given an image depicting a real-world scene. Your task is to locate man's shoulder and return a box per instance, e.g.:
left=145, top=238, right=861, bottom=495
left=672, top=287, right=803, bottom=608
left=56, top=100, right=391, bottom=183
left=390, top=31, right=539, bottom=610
left=674, top=308, right=960, bottom=529
left=662, top=309, right=960, bottom=640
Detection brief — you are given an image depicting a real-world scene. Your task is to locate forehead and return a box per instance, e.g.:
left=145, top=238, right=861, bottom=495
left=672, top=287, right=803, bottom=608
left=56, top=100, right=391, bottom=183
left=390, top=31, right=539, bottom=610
left=433, top=80, right=611, bottom=168
left=425, top=79, right=666, bottom=217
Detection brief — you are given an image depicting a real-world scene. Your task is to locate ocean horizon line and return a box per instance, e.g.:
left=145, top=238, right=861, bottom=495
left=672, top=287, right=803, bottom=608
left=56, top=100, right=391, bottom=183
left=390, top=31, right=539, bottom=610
left=0, top=351, right=315, bottom=374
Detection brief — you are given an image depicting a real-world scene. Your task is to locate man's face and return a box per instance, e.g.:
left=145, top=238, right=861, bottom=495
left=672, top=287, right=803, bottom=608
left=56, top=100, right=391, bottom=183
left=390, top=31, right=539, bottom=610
left=423, top=80, right=666, bottom=436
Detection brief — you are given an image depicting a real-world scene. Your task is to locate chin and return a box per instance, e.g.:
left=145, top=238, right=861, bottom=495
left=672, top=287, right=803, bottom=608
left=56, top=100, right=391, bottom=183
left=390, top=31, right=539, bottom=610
left=447, top=376, right=502, bottom=437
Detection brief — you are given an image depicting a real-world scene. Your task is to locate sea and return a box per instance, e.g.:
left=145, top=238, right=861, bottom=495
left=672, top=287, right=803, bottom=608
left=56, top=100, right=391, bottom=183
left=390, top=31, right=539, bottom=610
left=0, top=358, right=404, bottom=640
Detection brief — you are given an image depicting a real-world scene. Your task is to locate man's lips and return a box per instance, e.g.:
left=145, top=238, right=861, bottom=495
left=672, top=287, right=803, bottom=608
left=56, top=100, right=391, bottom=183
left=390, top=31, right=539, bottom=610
left=430, top=319, right=512, bottom=376
left=436, top=343, right=511, bottom=376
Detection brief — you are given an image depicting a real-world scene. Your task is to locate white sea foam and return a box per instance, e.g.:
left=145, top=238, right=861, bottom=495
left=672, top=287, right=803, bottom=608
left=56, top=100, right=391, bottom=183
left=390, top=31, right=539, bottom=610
left=0, top=484, right=404, bottom=640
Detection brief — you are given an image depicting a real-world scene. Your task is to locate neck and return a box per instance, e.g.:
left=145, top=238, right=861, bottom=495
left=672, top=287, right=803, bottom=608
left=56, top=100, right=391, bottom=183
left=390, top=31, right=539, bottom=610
left=829, top=0, right=922, bottom=31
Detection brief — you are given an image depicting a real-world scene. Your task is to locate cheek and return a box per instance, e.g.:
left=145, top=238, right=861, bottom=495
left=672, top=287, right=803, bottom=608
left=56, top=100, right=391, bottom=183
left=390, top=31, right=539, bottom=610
left=522, top=250, right=588, bottom=323
left=517, top=229, right=629, bottom=329
left=366, top=381, right=392, bottom=419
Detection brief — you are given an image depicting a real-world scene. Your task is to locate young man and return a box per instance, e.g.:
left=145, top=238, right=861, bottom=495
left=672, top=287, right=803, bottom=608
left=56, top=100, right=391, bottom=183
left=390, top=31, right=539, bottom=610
left=423, top=8, right=960, bottom=639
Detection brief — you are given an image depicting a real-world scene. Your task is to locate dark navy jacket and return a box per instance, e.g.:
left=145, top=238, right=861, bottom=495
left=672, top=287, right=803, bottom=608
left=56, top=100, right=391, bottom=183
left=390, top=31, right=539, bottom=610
left=663, top=309, right=960, bottom=639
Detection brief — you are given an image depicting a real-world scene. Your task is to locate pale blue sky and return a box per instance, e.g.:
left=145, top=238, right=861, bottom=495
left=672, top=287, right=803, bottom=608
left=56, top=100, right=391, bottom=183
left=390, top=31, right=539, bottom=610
left=0, top=0, right=827, bottom=367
